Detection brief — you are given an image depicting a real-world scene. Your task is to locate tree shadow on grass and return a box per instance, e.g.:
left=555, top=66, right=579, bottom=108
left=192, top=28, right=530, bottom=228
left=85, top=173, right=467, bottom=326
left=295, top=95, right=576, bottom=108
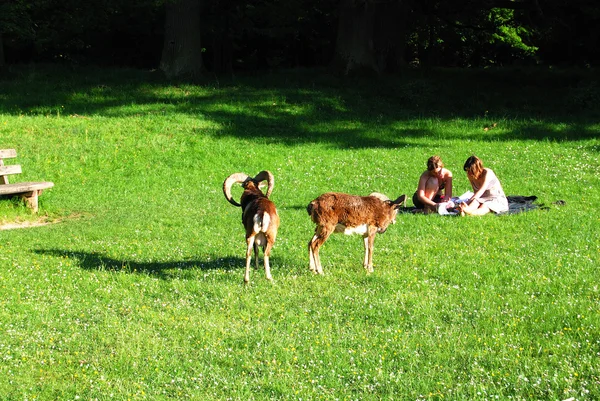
left=1, top=66, right=598, bottom=148
left=34, top=248, right=286, bottom=280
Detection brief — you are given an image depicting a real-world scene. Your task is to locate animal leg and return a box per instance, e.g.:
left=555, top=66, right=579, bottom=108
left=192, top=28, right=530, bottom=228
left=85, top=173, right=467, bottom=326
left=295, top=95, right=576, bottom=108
left=263, top=238, right=274, bottom=281
left=364, top=229, right=376, bottom=273
left=363, top=235, right=370, bottom=270
left=308, top=234, right=318, bottom=273
left=254, top=242, right=260, bottom=270
left=309, top=225, right=334, bottom=275
left=245, top=235, right=256, bottom=284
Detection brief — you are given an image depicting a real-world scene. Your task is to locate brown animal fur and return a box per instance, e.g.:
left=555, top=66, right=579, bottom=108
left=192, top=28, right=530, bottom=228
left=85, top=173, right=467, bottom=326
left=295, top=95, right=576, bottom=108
left=307, top=192, right=406, bottom=274
left=223, top=171, right=279, bottom=283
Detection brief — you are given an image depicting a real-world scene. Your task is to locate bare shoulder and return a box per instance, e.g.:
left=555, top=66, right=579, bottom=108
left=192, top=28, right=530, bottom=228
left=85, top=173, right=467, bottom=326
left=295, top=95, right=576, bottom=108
left=417, top=170, right=429, bottom=184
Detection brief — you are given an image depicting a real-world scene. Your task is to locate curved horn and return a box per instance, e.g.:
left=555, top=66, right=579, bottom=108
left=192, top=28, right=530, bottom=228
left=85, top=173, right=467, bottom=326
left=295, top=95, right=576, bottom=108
left=253, top=170, right=274, bottom=198
left=369, top=192, right=390, bottom=202
left=223, top=172, right=249, bottom=207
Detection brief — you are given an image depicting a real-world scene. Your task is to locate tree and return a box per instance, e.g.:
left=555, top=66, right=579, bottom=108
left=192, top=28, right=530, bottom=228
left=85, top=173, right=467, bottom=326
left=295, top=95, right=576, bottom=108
left=160, top=0, right=204, bottom=79
left=0, top=32, right=4, bottom=69
left=0, top=0, right=33, bottom=67
left=1, top=0, right=598, bottom=71
left=528, top=0, right=600, bottom=65
left=331, top=0, right=547, bottom=74
left=331, top=0, right=379, bottom=75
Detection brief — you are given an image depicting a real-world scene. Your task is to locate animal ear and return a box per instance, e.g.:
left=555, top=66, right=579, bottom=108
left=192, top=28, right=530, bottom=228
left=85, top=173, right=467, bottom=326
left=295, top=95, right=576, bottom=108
left=386, top=200, right=402, bottom=210
left=393, top=194, right=407, bottom=205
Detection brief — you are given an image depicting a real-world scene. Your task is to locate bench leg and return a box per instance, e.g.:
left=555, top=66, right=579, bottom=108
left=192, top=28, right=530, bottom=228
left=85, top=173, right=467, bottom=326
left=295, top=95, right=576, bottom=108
left=20, top=190, right=40, bottom=213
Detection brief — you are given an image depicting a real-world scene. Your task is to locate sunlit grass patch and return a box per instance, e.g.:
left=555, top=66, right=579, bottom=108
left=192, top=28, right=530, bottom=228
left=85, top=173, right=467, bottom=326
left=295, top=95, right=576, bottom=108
left=0, top=66, right=598, bottom=400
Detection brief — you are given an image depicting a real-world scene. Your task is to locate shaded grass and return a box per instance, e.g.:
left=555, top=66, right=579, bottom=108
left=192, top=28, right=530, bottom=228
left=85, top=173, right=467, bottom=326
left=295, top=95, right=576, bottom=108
left=0, top=65, right=598, bottom=400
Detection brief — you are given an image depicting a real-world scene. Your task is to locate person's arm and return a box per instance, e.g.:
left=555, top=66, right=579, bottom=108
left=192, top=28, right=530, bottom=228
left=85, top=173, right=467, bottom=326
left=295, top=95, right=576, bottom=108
left=444, top=171, right=453, bottom=200
left=468, top=170, right=492, bottom=204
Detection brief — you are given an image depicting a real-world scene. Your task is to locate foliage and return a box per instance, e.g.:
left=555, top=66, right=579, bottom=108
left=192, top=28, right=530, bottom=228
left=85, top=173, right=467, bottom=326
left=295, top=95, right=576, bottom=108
left=2, top=0, right=162, bottom=65
left=202, top=0, right=337, bottom=71
left=403, top=1, right=541, bottom=67
left=531, top=0, right=600, bottom=65
left=0, top=0, right=33, bottom=39
left=489, top=9, right=538, bottom=56
left=2, top=0, right=599, bottom=69
left=0, top=66, right=599, bottom=399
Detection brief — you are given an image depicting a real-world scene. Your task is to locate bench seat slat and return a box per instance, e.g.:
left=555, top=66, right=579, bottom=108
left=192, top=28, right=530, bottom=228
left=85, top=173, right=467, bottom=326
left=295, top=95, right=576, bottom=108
left=0, top=165, right=22, bottom=175
left=0, top=149, right=17, bottom=159
left=0, top=181, right=54, bottom=195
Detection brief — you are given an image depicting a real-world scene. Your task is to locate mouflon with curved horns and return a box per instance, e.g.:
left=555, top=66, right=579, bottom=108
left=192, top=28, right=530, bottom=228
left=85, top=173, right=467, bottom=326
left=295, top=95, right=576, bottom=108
left=223, top=170, right=279, bottom=284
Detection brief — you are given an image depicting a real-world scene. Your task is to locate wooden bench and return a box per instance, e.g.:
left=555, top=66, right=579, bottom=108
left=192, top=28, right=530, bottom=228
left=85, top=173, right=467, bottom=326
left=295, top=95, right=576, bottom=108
left=0, top=149, right=54, bottom=213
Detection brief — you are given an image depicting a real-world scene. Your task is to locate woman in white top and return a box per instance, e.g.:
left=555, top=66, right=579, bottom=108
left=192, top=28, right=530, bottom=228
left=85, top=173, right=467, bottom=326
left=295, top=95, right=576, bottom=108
left=459, top=155, right=508, bottom=216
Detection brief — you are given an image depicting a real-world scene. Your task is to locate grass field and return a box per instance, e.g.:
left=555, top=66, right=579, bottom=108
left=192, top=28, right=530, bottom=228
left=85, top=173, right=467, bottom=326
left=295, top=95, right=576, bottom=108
left=0, top=65, right=599, bottom=400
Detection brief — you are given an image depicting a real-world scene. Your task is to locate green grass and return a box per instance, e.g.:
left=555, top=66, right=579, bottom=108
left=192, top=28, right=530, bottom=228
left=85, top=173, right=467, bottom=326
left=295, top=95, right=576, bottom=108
left=0, top=65, right=599, bottom=400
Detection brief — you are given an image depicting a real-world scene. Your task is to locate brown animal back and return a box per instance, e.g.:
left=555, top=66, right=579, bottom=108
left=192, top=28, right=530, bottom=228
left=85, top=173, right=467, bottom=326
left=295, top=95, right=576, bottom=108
left=308, top=193, right=385, bottom=226
left=243, top=197, right=278, bottom=232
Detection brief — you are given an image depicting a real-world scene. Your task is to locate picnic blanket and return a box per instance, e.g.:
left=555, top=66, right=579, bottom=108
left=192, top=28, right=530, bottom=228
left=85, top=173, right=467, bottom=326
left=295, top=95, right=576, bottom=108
left=504, top=195, right=543, bottom=214
left=399, top=194, right=562, bottom=215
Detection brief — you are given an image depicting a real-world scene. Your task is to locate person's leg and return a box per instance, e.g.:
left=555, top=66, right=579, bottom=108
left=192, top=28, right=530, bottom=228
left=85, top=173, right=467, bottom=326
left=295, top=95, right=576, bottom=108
left=469, top=204, right=491, bottom=216
left=420, top=176, right=440, bottom=213
left=423, top=176, right=440, bottom=200
left=459, top=199, right=478, bottom=215
left=413, top=176, right=439, bottom=209
left=461, top=200, right=491, bottom=216
left=412, top=192, right=424, bottom=209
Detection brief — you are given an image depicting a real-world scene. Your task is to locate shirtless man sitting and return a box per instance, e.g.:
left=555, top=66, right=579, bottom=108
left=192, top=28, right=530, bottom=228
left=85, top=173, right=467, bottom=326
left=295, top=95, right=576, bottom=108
left=412, top=155, right=453, bottom=213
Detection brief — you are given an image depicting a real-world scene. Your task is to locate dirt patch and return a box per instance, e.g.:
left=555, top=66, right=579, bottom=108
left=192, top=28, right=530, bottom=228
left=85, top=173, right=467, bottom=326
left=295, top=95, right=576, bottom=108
left=0, top=213, right=87, bottom=230
left=0, top=216, right=61, bottom=230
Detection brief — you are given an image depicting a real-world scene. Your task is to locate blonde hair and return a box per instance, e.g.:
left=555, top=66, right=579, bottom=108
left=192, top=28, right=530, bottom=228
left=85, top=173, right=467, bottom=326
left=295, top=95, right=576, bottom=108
left=427, top=155, right=444, bottom=171
left=463, top=155, right=484, bottom=180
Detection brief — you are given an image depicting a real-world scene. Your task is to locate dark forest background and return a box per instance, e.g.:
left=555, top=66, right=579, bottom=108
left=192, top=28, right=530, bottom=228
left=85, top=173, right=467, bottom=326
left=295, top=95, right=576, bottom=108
left=1, top=0, right=598, bottom=77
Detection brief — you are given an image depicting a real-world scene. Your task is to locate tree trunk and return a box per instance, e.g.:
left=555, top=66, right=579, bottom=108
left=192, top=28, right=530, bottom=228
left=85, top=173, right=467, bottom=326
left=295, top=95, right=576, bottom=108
left=160, top=0, right=203, bottom=79
left=373, top=1, right=409, bottom=73
left=331, top=0, right=378, bottom=75
left=0, top=33, right=5, bottom=70
left=212, top=13, right=233, bottom=74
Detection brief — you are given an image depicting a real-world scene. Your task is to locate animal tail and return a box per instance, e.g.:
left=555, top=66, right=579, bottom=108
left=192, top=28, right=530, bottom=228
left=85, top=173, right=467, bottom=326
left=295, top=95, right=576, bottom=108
left=253, top=212, right=270, bottom=233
